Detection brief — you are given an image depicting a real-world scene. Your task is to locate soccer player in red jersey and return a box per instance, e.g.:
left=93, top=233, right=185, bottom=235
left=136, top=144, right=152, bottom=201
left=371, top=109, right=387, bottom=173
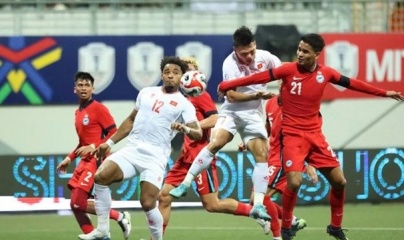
left=158, top=57, right=261, bottom=236
left=56, top=72, right=131, bottom=239
left=218, top=33, right=404, bottom=240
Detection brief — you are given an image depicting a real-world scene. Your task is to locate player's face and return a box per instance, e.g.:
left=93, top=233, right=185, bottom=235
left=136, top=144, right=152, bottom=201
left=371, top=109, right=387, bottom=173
left=296, top=40, right=319, bottom=69
left=234, top=41, right=256, bottom=65
left=187, top=63, right=197, bottom=71
left=74, top=78, right=93, bottom=101
left=161, top=63, right=183, bottom=93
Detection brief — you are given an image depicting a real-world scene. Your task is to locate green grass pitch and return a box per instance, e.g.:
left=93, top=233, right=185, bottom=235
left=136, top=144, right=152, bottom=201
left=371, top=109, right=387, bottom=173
left=0, top=203, right=403, bottom=240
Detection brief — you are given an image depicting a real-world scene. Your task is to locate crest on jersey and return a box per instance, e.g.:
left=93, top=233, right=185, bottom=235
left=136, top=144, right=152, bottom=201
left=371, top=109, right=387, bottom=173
left=82, top=114, right=89, bottom=125
left=325, top=41, right=358, bottom=91
left=127, top=42, right=164, bottom=91
left=316, top=71, right=325, bottom=83
left=176, top=41, right=212, bottom=81
left=78, top=43, right=115, bottom=94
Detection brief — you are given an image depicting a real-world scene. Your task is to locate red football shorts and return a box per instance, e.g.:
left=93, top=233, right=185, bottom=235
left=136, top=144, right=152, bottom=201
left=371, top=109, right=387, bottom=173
left=267, top=145, right=287, bottom=193
left=68, top=158, right=97, bottom=193
left=281, top=129, right=340, bottom=172
left=165, top=152, right=219, bottom=196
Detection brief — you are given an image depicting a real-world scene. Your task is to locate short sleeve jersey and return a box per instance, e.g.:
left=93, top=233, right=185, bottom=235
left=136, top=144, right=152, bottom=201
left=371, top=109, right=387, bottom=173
left=127, top=86, right=198, bottom=152
left=271, top=62, right=341, bottom=131
left=221, top=49, right=281, bottom=112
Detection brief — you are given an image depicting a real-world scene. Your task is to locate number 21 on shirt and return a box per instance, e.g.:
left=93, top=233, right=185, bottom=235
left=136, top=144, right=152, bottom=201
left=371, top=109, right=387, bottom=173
left=290, top=82, right=302, bottom=95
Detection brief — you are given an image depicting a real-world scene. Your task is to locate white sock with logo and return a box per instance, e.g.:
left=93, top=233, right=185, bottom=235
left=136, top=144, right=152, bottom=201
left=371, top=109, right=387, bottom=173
left=252, top=163, right=269, bottom=205
left=146, top=207, right=163, bottom=240
left=183, top=147, right=214, bottom=186
left=94, top=183, right=111, bottom=235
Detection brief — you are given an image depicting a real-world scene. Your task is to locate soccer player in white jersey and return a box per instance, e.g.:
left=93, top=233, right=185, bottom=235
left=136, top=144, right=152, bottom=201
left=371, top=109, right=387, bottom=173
left=78, top=56, right=202, bottom=240
left=170, top=26, right=281, bottom=221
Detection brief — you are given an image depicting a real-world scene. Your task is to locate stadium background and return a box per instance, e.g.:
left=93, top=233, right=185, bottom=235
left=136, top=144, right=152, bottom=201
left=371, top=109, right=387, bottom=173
left=0, top=0, right=403, bottom=215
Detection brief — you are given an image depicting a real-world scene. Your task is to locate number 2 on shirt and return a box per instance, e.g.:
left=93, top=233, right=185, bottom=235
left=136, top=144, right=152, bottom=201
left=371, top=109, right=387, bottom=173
left=290, top=82, right=302, bottom=95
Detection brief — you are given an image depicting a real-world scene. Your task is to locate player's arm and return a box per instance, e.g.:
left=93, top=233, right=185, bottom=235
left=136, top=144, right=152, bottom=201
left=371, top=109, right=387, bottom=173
left=109, top=108, right=137, bottom=144
left=333, top=74, right=404, bottom=100
left=199, top=111, right=219, bottom=130
left=218, top=66, right=285, bottom=93
left=57, top=143, right=80, bottom=173
left=225, top=90, right=269, bottom=102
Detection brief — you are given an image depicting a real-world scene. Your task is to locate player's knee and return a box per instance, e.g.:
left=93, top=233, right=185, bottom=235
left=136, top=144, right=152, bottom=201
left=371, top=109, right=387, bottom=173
left=140, top=197, right=157, bottom=212
left=287, top=174, right=303, bottom=190
left=158, top=190, right=172, bottom=206
left=202, top=201, right=219, bottom=213
left=94, top=171, right=110, bottom=185
left=207, top=140, right=225, bottom=153
left=70, top=197, right=87, bottom=212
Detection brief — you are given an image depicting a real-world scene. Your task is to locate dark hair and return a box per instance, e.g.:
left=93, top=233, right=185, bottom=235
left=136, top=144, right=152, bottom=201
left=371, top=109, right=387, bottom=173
left=300, top=33, right=325, bottom=53
left=233, top=26, right=254, bottom=47
left=74, top=71, right=94, bottom=85
left=160, top=56, right=188, bottom=74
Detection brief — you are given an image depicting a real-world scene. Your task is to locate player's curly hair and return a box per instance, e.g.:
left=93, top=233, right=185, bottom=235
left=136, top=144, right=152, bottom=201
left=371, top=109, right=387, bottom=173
left=301, top=33, right=325, bottom=53
left=160, top=56, right=188, bottom=74
left=233, top=26, right=254, bottom=47
left=74, top=71, right=94, bottom=85
left=182, top=57, right=199, bottom=70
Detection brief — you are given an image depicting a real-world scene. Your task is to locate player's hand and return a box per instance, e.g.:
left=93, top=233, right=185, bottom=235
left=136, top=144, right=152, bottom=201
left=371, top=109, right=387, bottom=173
left=56, top=157, right=71, bottom=174
left=171, top=122, right=190, bottom=134
left=386, top=91, right=404, bottom=101
left=238, top=142, right=247, bottom=152
left=75, top=144, right=95, bottom=157
left=217, top=84, right=226, bottom=101
left=93, top=143, right=111, bottom=160
left=306, top=165, right=318, bottom=184
left=253, top=91, right=276, bottom=100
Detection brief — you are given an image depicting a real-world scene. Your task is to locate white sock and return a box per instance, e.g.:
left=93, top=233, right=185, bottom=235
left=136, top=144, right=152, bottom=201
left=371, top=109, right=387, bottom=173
left=183, top=147, right=214, bottom=186
left=117, top=212, right=124, bottom=222
left=146, top=207, right=163, bottom=240
left=292, top=216, right=298, bottom=225
left=252, top=163, right=269, bottom=205
left=94, top=183, right=111, bottom=234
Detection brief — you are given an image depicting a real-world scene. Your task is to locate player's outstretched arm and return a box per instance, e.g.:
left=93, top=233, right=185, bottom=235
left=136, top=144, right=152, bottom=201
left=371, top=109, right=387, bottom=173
left=218, top=70, right=272, bottom=93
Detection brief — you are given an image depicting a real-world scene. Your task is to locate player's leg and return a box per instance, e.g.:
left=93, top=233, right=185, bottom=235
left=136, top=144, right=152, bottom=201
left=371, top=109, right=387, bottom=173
left=86, top=200, right=131, bottom=239
left=79, top=147, right=137, bottom=240
left=169, top=115, right=235, bottom=198
left=280, top=130, right=310, bottom=240
left=197, top=164, right=252, bottom=216
left=311, top=131, right=348, bottom=240
left=242, top=113, right=271, bottom=220
left=68, top=164, right=95, bottom=234
left=158, top=157, right=187, bottom=235
left=70, top=187, right=94, bottom=234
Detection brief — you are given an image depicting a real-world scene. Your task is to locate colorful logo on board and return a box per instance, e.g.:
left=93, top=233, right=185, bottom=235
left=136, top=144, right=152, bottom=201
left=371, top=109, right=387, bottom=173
left=0, top=37, right=62, bottom=104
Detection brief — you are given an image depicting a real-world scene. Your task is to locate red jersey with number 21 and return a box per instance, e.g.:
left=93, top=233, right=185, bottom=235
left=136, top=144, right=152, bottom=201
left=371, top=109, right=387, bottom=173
left=272, top=62, right=341, bottom=132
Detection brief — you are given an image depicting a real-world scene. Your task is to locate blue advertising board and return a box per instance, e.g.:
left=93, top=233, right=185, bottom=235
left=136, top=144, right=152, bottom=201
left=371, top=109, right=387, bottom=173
left=0, top=35, right=233, bottom=105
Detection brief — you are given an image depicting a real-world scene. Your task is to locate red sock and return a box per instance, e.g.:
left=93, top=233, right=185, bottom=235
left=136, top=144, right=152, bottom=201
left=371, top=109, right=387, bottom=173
left=281, top=187, right=297, bottom=229
left=234, top=202, right=252, bottom=216
left=263, top=196, right=280, bottom=237
left=72, top=209, right=94, bottom=234
left=163, top=224, right=168, bottom=235
left=219, top=70, right=270, bottom=92
left=109, top=209, right=120, bottom=221
left=274, top=202, right=283, bottom=219
left=330, top=188, right=345, bottom=227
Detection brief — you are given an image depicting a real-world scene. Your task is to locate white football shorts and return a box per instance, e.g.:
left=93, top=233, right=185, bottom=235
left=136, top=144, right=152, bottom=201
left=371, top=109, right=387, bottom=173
left=108, top=141, right=169, bottom=190
left=214, top=109, right=268, bottom=144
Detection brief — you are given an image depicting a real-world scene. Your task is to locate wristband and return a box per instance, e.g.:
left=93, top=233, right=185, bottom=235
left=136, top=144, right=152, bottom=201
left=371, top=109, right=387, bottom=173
left=90, top=144, right=96, bottom=149
left=183, top=126, right=191, bottom=134
left=106, top=139, right=115, bottom=148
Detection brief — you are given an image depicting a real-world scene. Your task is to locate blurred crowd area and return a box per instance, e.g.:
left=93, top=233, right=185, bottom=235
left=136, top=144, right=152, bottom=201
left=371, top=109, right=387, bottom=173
left=0, top=0, right=403, bottom=33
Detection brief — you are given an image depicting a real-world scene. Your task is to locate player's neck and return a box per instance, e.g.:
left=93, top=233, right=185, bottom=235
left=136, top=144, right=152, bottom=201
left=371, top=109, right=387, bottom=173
left=79, top=98, right=93, bottom=109
left=162, top=86, right=178, bottom=94
left=301, top=62, right=318, bottom=72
